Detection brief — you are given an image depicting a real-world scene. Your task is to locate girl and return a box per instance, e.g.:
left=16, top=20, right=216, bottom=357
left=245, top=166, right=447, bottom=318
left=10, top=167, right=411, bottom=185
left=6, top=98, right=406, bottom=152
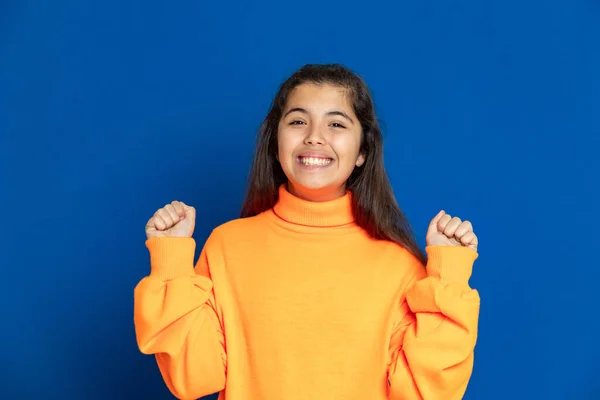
left=134, top=64, right=480, bottom=400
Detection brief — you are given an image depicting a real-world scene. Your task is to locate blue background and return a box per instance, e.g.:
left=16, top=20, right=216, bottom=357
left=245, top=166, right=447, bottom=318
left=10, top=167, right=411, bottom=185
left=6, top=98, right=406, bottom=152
left=1, top=0, right=598, bottom=399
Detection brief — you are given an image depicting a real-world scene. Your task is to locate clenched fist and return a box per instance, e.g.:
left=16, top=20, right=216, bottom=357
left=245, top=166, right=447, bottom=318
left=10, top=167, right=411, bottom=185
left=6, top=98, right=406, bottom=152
left=426, top=210, right=478, bottom=251
left=145, top=201, right=196, bottom=239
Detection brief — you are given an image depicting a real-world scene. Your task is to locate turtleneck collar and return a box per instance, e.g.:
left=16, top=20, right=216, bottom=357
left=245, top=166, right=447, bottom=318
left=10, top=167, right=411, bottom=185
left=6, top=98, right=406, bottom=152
left=272, top=184, right=355, bottom=227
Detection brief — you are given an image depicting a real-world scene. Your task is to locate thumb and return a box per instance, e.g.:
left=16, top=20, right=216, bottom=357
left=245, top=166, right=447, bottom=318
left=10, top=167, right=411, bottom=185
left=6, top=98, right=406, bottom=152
left=426, top=210, right=445, bottom=236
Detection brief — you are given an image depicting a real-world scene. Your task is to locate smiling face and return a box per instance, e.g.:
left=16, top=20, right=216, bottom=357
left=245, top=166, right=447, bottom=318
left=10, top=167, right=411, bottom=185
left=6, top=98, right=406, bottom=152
left=277, top=83, right=365, bottom=202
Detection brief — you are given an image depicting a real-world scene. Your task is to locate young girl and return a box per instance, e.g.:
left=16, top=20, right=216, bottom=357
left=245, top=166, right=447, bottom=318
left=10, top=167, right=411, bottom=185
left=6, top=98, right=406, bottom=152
left=134, top=64, right=480, bottom=400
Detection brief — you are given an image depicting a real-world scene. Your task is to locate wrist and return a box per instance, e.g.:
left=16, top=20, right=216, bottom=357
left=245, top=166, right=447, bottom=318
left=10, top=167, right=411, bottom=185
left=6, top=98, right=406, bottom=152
left=145, top=237, right=196, bottom=280
left=425, top=245, right=478, bottom=283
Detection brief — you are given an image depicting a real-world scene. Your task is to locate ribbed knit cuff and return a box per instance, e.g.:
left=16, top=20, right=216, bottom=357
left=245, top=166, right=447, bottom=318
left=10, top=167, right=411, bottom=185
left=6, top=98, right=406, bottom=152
left=425, top=245, right=479, bottom=284
left=145, top=237, right=196, bottom=280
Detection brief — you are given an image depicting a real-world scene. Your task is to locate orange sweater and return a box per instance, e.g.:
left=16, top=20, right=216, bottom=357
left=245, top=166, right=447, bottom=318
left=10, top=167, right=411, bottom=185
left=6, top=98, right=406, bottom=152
left=134, top=185, right=480, bottom=400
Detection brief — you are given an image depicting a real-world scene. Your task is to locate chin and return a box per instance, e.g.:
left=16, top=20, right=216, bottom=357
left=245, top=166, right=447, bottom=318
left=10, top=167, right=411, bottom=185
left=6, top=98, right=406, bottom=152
left=294, top=177, right=333, bottom=190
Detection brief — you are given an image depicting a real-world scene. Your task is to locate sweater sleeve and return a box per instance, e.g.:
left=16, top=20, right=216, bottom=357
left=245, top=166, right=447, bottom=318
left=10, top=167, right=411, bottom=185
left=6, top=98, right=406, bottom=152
left=133, top=235, right=227, bottom=400
left=387, top=245, right=480, bottom=400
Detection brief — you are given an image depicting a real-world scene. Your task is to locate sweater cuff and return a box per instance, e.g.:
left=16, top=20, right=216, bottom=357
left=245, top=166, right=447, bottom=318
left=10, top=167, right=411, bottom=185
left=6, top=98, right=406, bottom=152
left=425, top=245, right=478, bottom=284
left=145, top=237, right=196, bottom=280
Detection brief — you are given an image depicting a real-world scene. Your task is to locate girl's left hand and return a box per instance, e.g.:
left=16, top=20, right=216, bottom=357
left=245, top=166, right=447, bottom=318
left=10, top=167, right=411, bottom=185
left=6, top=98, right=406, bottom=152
left=426, top=210, right=478, bottom=251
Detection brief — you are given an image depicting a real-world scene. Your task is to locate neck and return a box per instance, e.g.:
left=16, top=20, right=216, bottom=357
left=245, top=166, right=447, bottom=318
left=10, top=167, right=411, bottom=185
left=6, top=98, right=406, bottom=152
left=272, top=184, right=354, bottom=227
left=285, top=182, right=346, bottom=203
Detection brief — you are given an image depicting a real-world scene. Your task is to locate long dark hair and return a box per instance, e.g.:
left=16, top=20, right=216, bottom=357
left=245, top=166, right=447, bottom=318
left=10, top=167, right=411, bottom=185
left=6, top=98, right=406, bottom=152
left=240, top=64, right=427, bottom=266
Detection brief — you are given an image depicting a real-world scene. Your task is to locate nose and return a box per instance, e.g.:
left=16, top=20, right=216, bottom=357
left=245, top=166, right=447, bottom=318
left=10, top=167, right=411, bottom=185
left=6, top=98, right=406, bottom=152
left=304, top=125, right=325, bottom=146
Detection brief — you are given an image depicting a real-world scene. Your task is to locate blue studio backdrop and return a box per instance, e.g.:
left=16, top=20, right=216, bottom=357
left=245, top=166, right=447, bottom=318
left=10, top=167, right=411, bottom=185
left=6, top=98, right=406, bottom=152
left=1, top=1, right=598, bottom=399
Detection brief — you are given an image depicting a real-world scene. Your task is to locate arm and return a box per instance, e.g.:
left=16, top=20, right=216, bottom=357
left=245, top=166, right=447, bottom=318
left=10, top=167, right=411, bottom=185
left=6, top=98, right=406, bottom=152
left=133, top=235, right=226, bottom=400
left=388, top=245, right=479, bottom=400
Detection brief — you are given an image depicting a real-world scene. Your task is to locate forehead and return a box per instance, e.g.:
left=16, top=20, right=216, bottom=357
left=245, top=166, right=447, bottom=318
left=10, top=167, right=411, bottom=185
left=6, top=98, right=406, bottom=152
left=285, top=83, right=352, bottom=109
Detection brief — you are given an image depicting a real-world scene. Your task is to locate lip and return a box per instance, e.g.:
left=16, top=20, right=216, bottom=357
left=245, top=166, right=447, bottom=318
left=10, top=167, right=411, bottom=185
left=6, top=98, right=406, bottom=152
left=297, top=152, right=334, bottom=160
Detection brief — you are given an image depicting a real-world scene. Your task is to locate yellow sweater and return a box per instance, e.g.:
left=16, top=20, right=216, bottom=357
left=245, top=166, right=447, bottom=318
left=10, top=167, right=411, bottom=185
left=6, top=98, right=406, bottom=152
left=134, top=185, right=480, bottom=400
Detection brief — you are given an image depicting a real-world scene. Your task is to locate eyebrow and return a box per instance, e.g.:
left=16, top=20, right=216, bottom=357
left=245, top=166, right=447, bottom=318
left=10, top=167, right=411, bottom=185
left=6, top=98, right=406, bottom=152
left=283, top=107, right=355, bottom=125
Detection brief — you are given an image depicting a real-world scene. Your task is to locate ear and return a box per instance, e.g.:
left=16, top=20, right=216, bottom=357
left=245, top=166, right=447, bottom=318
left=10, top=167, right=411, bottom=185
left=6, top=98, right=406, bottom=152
left=355, top=153, right=365, bottom=167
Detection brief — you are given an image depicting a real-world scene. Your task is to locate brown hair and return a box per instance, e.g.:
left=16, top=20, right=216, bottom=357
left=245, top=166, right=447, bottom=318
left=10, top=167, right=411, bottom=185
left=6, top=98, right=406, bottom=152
left=240, top=64, right=427, bottom=266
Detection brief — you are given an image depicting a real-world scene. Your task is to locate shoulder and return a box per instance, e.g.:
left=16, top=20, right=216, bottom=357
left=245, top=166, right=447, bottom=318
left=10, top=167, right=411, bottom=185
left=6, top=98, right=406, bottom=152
left=202, top=211, right=272, bottom=252
left=212, top=212, right=269, bottom=237
left=367, top=237, right=427, bottom=280
left=366, top=235, right=421, bottom=261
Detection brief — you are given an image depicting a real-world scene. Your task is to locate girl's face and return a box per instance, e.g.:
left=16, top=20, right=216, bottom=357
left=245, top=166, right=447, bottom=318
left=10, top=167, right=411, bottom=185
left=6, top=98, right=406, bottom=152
left=277, top=83, right=365, bottom=202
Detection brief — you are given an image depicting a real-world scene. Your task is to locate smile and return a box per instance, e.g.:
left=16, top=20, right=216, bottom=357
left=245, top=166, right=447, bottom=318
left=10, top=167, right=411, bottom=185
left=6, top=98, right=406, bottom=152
left=298, top=156, right=333, bottom=166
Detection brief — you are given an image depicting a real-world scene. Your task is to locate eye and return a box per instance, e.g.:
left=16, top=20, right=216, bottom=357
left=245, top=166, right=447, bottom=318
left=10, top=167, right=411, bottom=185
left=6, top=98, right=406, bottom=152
left=289, top=120, right=305, bottom=125
left=330, top=122, right=346, bottom=129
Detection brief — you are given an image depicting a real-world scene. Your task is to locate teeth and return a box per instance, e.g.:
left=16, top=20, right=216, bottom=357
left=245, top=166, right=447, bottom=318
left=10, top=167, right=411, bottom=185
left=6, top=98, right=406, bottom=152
left=300, top=157, right=332, bottom=166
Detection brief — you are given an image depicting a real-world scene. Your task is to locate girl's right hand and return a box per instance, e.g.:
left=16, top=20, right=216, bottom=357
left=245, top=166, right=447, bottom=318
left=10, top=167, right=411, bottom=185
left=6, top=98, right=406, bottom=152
left=145, top=201, right=196, bottom=239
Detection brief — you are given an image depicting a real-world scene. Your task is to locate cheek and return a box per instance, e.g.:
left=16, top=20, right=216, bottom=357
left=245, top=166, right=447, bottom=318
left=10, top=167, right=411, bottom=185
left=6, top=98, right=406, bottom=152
left=351, top=134, right=364, bottom=159
left=334, top=135, right=362, bottom=160
left=278, top=130, right=301, bottom=156
left=276, top=134, right=293, bottom=165
left=276, top=128, right=286, bottom=158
